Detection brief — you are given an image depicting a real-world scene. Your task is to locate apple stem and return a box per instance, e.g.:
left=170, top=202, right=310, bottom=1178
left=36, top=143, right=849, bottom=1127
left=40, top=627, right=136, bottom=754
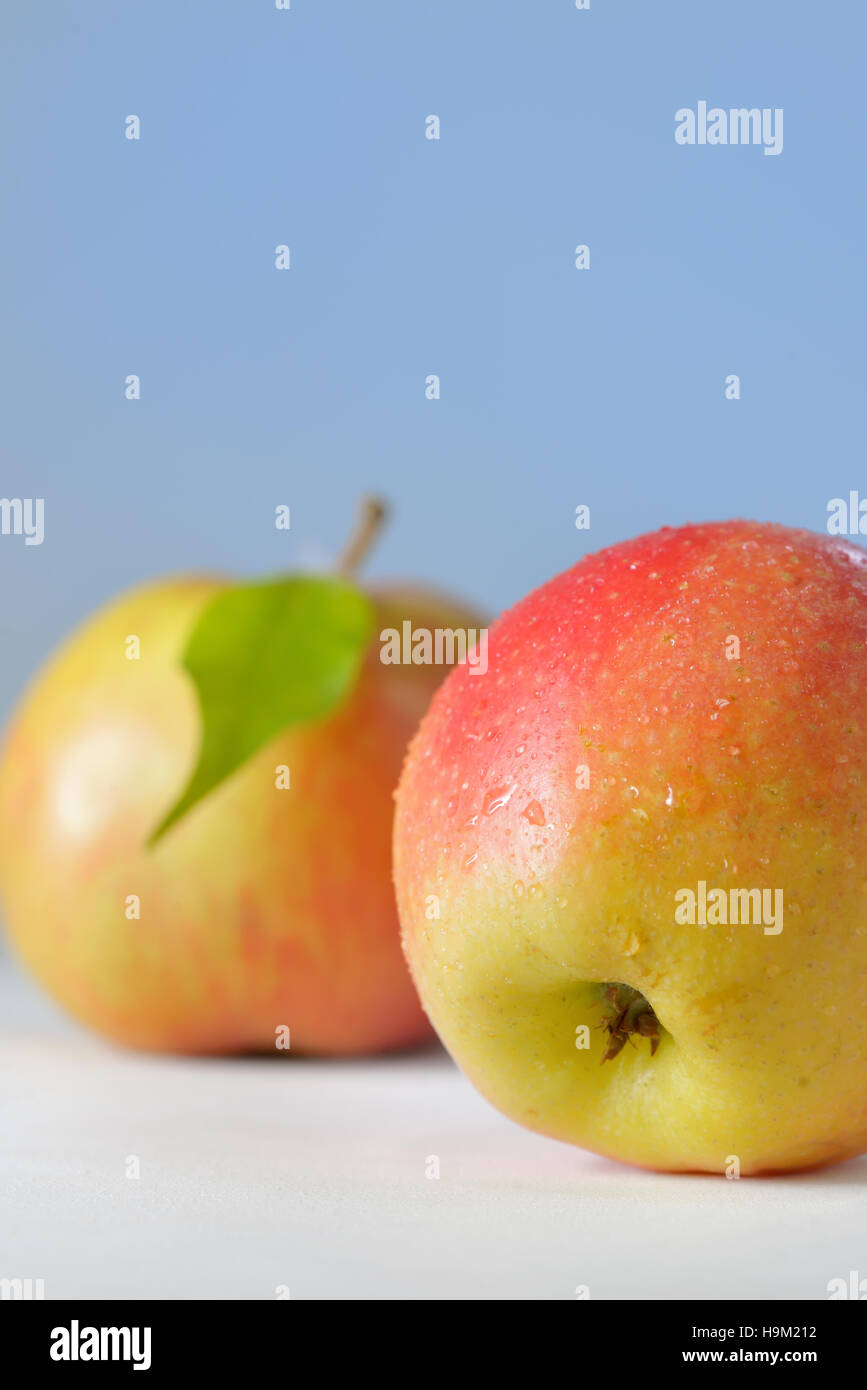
left=337, top=496, right=389, bottom=577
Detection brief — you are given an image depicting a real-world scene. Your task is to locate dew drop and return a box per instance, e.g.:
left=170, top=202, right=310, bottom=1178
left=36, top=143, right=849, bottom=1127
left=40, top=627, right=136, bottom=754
left=484, top=787, right=513, bottom=815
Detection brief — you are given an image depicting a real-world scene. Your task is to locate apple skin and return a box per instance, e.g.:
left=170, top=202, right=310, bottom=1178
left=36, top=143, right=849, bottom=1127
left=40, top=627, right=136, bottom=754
left=0, top=576, right=481, bottom=1054
left=394, top=521, right=867, bottom=1174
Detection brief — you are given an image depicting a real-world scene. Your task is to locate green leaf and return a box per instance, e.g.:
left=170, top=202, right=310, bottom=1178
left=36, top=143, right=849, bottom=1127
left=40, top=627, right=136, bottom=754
left=149, top=574, right=375, bottom=845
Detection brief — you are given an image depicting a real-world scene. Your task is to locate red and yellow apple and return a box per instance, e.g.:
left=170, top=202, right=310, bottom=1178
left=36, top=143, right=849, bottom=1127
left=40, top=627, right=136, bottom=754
left=0, top=535, right=481, bottom=1054
left=394, top=520, right=867, bottom=1173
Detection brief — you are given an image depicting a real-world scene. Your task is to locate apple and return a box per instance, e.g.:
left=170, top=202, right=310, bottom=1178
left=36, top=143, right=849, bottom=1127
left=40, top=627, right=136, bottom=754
left=394, top=520, right=867, bottom=1174
left=0, top=501, right=482, bottom=1054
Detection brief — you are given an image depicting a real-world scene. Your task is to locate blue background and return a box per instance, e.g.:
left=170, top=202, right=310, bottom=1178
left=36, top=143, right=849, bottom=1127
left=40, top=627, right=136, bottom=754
left=1, top=0, right=864, bottom=717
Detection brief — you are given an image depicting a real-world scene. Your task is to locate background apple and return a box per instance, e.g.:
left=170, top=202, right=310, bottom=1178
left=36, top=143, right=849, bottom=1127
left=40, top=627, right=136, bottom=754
left=0, top=502, right=482, bottom=1054
left=394, top=520, right=867, bottom=1174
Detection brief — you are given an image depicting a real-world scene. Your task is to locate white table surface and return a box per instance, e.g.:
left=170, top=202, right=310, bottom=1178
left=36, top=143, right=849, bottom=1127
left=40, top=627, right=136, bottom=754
left=1, top=954, right=864, bottom=1301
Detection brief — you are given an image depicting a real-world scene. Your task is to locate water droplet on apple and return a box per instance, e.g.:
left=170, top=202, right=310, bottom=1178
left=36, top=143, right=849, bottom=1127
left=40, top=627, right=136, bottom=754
left=484, top=787, right=513, bottom=815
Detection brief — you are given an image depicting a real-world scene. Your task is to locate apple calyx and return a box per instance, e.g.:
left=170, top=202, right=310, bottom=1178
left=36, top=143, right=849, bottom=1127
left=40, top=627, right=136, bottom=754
left=598, top=983, right=661, bottom=1063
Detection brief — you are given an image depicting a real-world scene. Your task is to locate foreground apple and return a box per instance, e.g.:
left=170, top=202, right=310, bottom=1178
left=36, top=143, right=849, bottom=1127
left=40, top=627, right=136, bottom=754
left=0, top=502, right=481, bottom=1054
left=394, top=520, right=867, bottom=1173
